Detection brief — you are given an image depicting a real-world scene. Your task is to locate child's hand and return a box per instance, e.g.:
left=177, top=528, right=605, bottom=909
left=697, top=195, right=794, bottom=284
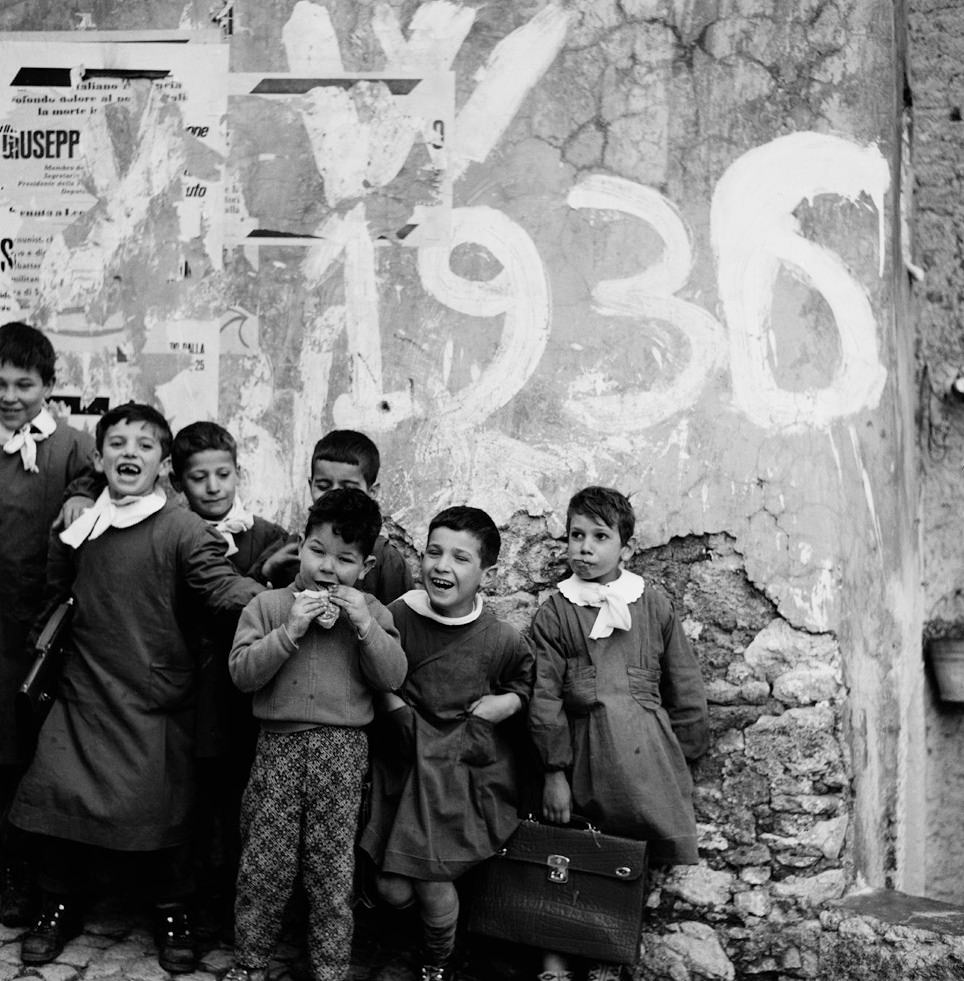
left=542, top=771, right=573, bottom=825
left=54, top=495, right=94, bottom=530
left=328, top=584, right=373, bottom=636
left=468, top=692, right=522, bottom=724
left=285, top=591, right=332, bottom=641
left=378, top=691, right=407, bottom=712
left=262, top=541, right=300, bottom=583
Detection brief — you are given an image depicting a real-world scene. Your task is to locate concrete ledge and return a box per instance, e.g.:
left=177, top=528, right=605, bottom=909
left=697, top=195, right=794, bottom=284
left=835, top=889, right=964, bottom=936
left=817, top=889, right=964, bottom=980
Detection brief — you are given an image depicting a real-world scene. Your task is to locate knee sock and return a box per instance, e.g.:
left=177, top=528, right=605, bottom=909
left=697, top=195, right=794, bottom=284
left=420, top=896, right=459, bottom=967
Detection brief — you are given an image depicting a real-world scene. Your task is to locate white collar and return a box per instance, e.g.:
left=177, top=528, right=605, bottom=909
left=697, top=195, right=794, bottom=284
left=60, top=487, right=166, bottom=549
left=206, top=498, right=254, bottom=557
left=400, top=589, right=484, bottom=625
left=557, top=569, right=645, bottom=639
left=2, top=406, right=56, bottom=473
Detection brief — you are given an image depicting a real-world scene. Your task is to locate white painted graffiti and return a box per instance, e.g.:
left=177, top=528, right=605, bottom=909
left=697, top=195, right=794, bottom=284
left=286, top=0, right=892, bottom=436
left=712, top=132, right=889, bottom=430
left=416, top=205, right=551, bottom=431
left=565, top=174, right=726, bottom=432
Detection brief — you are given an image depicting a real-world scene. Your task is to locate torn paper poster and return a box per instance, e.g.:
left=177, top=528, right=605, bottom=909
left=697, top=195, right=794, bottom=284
left=227, top=71, right=453, bottom=248
left=143, top=317, right=222, bottom=428
left=0, top=36, right=228, bottom=315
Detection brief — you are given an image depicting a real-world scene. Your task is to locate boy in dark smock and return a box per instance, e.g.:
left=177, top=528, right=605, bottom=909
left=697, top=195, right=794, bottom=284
left=0, top=322, right=95, bottom=926
left=360, top=506, right=533, bottom=981
left=9, top=403, right=264, bottom=974
left=252, top=429, right=412, bottom=603
left=528, top=486, right=708, bottom=981
left=168, top=421, right=288, bottom=934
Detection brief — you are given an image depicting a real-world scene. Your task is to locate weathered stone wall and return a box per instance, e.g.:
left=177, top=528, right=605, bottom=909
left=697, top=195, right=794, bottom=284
left=0, top=1, right=916, bottom=977
left=908, top=0, right=964, bottom=905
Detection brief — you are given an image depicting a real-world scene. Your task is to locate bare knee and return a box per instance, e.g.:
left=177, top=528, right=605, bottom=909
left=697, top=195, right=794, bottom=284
left=376, top=873, right=415, bottom=909
left=412, top=879, right=458, bottom=917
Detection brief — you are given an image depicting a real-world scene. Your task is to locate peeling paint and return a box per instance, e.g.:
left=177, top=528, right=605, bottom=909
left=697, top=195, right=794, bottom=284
left=451, top=2, right=573, bottom=179
left=848, top=422, right=884, bottom=562
left=282, top=1, right=344, bottom=73
left=372, top=0, right=475, bottom=73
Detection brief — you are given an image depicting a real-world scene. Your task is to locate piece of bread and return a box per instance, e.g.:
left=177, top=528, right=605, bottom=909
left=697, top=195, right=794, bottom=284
left=296, top=587, right=339, bottom=628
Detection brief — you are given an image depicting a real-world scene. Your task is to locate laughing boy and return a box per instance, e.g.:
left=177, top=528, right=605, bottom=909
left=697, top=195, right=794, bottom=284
left=10, top=402, right=263, bottom=974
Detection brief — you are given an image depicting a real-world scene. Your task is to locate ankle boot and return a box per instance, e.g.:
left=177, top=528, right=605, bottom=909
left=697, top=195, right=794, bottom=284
left=154, top=902, right=197, bottom=974
left=21, top=894, right=81, bottom=964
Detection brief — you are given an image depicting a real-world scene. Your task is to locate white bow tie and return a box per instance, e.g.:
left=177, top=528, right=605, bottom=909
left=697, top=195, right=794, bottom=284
left=558, top=570, right=645, bottom=639
left=209, top=500, right=254, bottom=557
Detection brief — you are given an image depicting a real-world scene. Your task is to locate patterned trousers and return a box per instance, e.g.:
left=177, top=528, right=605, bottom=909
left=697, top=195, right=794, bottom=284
left=234, top=725, right=368, bottom=981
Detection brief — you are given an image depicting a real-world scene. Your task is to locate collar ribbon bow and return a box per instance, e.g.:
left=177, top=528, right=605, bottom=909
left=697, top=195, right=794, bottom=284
left=557, top=569, right=645, bottom=639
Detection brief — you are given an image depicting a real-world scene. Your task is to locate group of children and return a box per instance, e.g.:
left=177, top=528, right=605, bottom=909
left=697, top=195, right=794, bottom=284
left=0, top=321, right=709, bottom=981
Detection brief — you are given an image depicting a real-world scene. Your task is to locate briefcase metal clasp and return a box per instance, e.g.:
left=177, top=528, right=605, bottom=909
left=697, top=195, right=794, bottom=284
left=546, top=854, right=570, bottom=884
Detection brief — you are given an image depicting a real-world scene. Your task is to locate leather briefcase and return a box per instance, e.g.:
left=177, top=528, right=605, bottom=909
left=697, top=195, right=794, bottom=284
left=16, top=598, right=74, bottom=740
left=467, top=818, right=648, bottom=965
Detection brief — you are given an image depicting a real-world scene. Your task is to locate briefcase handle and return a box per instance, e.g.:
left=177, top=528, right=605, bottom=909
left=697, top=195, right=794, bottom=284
left=17, top=597, right=74, bottom=741
left=522, top=813, right=602, bottom=835
left=34, top=597, right=74, bottom=652
left=514, top=814, right=642, bottom=884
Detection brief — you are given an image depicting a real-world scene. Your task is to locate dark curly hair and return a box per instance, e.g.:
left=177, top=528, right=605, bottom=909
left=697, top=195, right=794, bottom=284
left=304, top=486, right=382, bottom=556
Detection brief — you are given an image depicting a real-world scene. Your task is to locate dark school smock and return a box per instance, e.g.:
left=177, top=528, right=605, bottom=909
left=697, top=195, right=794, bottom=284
left=193, top=514, right=288, bottom=759
left=10, top=500, right=263, bottom=850
left=528, top=582, right=708, bottom=865
left=0, top=420, right=94, bottom=764
left=360, top=597, right=534, bottom=881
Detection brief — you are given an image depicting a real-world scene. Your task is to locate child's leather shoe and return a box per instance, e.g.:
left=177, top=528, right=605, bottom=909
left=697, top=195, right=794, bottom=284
left=20, top=895, right=81, bottom=964
left=223, top=966, right=268, bottom=981
left=420, top=965, right=451, bottom=981
left=154, top=902, right=197, bottom=974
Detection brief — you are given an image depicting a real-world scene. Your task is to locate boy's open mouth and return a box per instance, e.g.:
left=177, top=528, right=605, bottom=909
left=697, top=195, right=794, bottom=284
left=117, top=463, right=142, bottom=476
left=430, top=577, right=454, bottom=590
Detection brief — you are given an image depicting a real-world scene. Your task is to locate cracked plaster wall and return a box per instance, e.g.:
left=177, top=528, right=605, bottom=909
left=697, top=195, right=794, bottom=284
left=909, top=0, right=964, bottom=908
left=1, top=0, right=918, bottom=976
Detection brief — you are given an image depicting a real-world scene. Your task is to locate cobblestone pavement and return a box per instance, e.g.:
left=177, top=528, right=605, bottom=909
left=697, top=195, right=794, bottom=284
left=0, top=903, right=533, bottom=981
